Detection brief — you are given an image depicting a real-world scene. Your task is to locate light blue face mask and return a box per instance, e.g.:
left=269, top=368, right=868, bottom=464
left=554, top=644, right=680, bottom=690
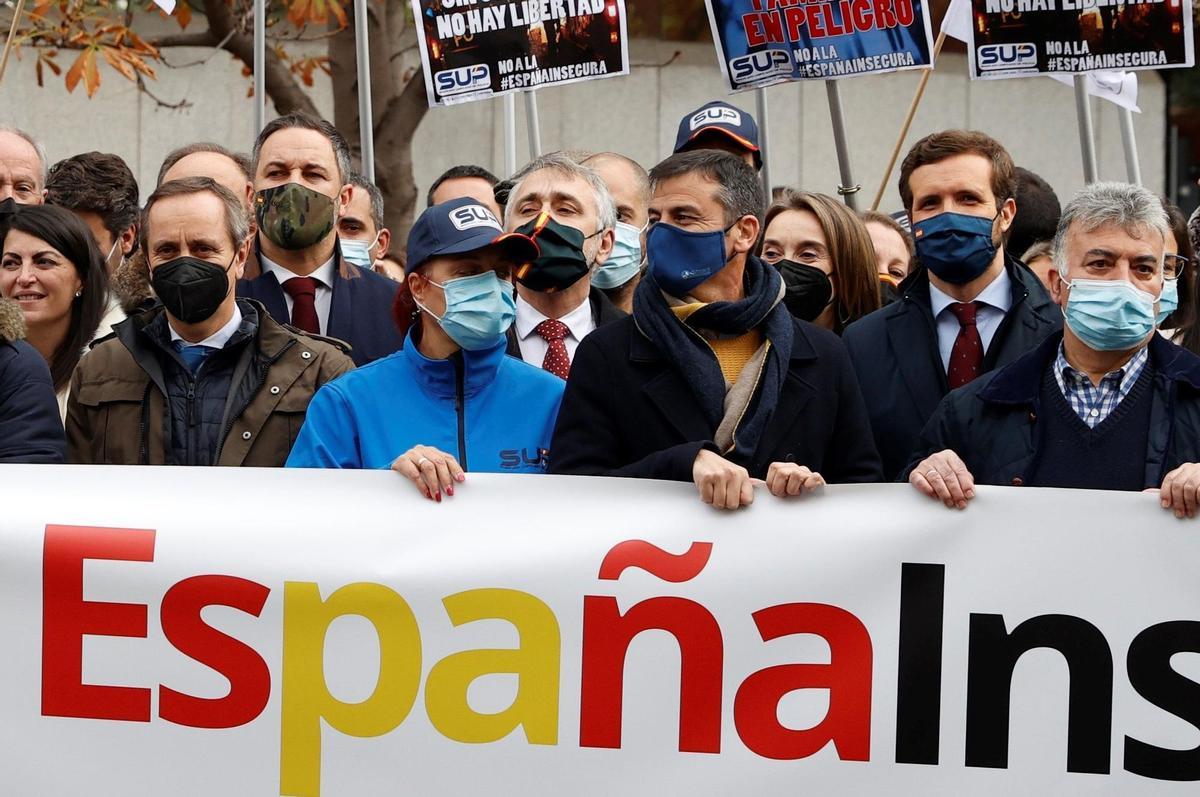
left=1157, top=278, right=1179, bottom=326
left=1061, top=275, right=1158, bottom=352
left=592, top=220, right=645, bottom=290
left=416, top=270, right=516, bottom=351
left=340, top=234, right=380, bottom=271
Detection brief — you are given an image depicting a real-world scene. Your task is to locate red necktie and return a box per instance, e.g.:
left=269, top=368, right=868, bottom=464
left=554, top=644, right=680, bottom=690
left=535, top=319, right=571, bottom=380
left=947, top=301, right=983, bottom=390
left=282, top=276, right=320, bottom=334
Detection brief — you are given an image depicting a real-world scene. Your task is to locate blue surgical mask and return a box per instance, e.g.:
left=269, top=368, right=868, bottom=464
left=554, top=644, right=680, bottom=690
left=1157, top=278, right=1179, bottom=326
left=1061, top=276, right=1157, bottom=351
left=415, top=271, right=516, bottom=351
left=646, top=221, right=735, bottom=298
left=913, top=211, right=998, bottom=285
left=340, top=234, right=380, bottom=271
left=592, top=221, right=644, bottom=290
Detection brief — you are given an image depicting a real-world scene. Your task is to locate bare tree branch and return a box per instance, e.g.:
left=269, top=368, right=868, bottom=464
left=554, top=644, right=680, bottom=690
left=136, top=74, right=192, bottom=110
left=147, top=31, right=218, bottom=49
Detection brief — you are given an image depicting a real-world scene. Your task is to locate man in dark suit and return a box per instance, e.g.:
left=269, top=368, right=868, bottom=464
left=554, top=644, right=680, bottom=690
left=501, top=152, right=625, bottom=378
left=236, top=112, right=402, bottom=365
left=842, top=130, right=1062, bottom=479
left=550, top=150, right=881, bottom=509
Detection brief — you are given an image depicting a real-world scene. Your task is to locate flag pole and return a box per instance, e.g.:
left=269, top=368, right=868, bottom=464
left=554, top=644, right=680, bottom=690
left=871, top=30, right=946, bottom=211
left=825, top=80, right=859, bottom=210
left=0, top=0, right=29, bottom=87
left=1119, top=106, right=1141, bottom=185
left=353, top=0, right=375, bottom=182
left=756, top=87, right=771, bottom=199
left=253, top=0, right=266, bottom=133
left=1074, top=75, right=1099, bottom=183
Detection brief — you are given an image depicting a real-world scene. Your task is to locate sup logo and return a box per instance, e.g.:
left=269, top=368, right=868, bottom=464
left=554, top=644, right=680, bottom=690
left=690, top=106, right=742, bottom=131
left=449, top=204, right=501, bottom=232
left=978, top=43, right=1037, bottom=72
left=435, top=64, right=491, bottom=97
left=730, top=50, right=791, bottom=85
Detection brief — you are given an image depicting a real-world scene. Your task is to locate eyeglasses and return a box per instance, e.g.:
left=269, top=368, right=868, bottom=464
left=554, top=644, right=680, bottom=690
left=1164, top=253, right=1190, bottom=281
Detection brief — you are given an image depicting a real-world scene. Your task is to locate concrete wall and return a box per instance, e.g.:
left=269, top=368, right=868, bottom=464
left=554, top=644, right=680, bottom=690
left=1, top=37, right=1165, bottom=218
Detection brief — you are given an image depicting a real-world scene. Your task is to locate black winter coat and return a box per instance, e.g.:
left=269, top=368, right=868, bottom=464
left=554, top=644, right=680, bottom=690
left=900, top=332, right=1200, bottom=489
left=549, top=314, right=882, bottom=483
left=0, top=299, right=64, bottom=463
left=842, top=257, right=1062, bottom=480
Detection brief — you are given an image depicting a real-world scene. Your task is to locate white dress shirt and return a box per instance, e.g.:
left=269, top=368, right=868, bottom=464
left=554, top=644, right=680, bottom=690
left=261, top=255, right=336, bottom=334
left=514, top=293, right=595, bottom=366
left=929, top=267, right=1012, bottom=372
left=169, top=303, right=244, bottom=349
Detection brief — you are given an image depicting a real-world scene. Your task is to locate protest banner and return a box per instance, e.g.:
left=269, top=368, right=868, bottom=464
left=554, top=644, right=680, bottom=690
left=410, top=0, right=629, bottom=107
left=964, top=0, right=1195, bottom=79
left=4, top=466, right=1200, bottom=796
left=703, top=0, right=936, bottom=91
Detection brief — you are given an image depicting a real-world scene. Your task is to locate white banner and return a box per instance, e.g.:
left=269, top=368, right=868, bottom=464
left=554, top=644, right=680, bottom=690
left=3, top=466, right=1200, bottom=796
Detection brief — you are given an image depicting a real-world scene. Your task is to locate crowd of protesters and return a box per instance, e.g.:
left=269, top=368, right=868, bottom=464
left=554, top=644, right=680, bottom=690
left=3, top=101, right=1200, bottom=517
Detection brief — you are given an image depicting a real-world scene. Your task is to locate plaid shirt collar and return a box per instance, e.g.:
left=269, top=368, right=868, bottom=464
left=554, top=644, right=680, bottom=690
left=1053, top=342, right=1150, bottom=428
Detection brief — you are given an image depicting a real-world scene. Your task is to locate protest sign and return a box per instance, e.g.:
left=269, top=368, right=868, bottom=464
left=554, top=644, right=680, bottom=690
left=964, top=0, right=1194, bottom=79
left=4, top=466, right=1200, bottom=796
left=703, top=0, right=936, bottom=91
left=411, top=0, right=629, bottom=107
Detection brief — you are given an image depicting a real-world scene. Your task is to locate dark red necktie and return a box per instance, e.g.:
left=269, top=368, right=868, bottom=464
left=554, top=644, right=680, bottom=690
left=947, top=301, right=983, bottom=390
left=282, top=276, right=320, bottom=334
left=535, top=319, right=571, bottom=380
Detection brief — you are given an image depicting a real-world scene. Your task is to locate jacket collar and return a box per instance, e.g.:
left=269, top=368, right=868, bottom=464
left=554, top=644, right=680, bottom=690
left=401, top=328, right=508, bottom=399
left=896, top=253, right=1051, bottom=318
left=979, top=330, right=1200, bottom=405
left=630, top=313, right=819, bottom=364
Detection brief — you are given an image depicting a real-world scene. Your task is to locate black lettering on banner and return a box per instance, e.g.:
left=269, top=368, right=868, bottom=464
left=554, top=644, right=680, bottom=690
left=965, top=614, right=1113, bottom=774
left=1125, top=621, right=1200, bottom=781
left=895, top=563, right=945, bottom=766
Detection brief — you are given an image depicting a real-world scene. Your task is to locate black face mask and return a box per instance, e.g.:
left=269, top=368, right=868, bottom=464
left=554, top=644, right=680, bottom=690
left=513, top=213, right=594, bottom=293
left=776, top=259, right=834, bottom=322
left=151, top=256, right=235, bottom=325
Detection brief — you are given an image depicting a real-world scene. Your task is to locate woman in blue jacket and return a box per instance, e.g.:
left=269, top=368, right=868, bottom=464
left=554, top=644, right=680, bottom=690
left=286, top=197, right=565, bottom=501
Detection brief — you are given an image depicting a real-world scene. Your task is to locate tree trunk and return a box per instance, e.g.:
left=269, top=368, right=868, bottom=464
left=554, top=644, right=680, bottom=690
left=328, top=0, right=428, bottom=250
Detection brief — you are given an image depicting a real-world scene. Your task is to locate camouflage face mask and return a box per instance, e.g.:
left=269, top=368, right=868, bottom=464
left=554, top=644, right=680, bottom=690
left=255, top=182, right=336, bottom=251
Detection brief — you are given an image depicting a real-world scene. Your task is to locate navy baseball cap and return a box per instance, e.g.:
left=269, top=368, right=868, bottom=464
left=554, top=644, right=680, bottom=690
left=406, top=197, right=538, bottom=275
left=674, top=101, right=762, bottom=169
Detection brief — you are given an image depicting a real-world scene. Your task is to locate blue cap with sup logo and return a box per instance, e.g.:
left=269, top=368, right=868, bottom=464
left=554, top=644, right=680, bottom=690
left=673, top=100, right=762, bottom=169
left=405, top=197, right=539, bottom=275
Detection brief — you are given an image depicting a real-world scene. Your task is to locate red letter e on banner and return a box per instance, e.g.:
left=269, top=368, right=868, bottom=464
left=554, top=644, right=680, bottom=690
left=42, top=525, right=155, bottom=721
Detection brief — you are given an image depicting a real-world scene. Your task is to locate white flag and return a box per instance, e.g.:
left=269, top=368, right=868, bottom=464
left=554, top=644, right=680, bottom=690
left=942, top=0, right=1139, bottom=112
left=152, top=0, right=177, bottom=13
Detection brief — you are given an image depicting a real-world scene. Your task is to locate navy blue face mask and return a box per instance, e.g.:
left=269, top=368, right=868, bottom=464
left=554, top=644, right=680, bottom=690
left=913, top=211, right=1000, bottom=285
left=646, top=221, right=736, bottom=298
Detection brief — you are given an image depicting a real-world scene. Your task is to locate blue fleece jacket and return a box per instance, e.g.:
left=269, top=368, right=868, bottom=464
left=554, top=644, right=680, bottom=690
left=286, top=331, right=564, bottom=472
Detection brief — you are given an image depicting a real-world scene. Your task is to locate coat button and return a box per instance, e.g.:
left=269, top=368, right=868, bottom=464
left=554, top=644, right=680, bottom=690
left=270, top=386, right=281, bottom=395
left=301, top=351, right=312, bottom=360
left=242, top=431, right=252, bottom=440
left=1011, top=476, right=1024, bottom=486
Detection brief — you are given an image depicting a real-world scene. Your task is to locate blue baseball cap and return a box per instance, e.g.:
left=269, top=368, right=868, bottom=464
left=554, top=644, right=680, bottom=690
left=674, top=101, right=762, bottom=169
left=406, top=197, right=539, bottom=275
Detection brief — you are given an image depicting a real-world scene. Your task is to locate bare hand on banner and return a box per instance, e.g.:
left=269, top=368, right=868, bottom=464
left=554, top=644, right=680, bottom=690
left=909, top=449, right=976, bottom=510
left=1159, top=463, right=1200, bottom=519
left=765, top=461, right=826, bottom=498
left=392, top=446, right=466, bottom=503
left=693, top=449, right=755, bottom=511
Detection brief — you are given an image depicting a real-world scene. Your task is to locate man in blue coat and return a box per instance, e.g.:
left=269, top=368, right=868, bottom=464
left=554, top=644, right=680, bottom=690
left=842, top=130, right=1062, bottom=479
left=236, top=112, right=402, bottom=365
left=550, top=151, right=881, bottom=510
left=906, top=181, right=1200, bottom=519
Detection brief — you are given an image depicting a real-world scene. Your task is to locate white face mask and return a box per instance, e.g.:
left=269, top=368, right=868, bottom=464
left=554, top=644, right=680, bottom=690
left=340, top=233, right=381, bottom=271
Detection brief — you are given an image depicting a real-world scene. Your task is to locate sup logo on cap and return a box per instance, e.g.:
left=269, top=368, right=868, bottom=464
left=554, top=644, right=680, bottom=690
left=690, top=107, right=742, bottom=131
left=449, top=204, right=502, bottom=232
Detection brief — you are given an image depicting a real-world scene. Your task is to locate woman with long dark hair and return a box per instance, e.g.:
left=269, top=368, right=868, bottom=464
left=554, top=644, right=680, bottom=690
left=0, top=204, right=111, bottom=420
left=1159, top=200, right=1199, bottom=353
left=759, top=190, right=881, bottom=334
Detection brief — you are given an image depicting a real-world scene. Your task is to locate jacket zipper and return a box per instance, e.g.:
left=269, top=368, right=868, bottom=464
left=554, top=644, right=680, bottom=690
left=212, top=339, right=295, bottom=464
left=454, top=352, right=468, bottom=470
left=138, top=382, right=152, bottom=465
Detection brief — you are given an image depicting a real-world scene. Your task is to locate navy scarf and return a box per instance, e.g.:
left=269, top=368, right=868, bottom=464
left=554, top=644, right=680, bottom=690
left=633, top=255, right=794, bottom=462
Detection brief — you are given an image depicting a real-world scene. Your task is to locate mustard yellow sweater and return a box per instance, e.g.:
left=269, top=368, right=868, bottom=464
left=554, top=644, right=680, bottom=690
left=672, top=303, right=763, bottom=384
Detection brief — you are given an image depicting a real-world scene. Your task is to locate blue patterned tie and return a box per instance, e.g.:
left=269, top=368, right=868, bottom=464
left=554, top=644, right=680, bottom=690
left=174, top=341, right=213, bottom=374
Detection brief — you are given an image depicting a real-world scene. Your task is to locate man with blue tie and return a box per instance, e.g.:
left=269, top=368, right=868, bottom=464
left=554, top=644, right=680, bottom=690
left=237, top=112, right=403, bottom=365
